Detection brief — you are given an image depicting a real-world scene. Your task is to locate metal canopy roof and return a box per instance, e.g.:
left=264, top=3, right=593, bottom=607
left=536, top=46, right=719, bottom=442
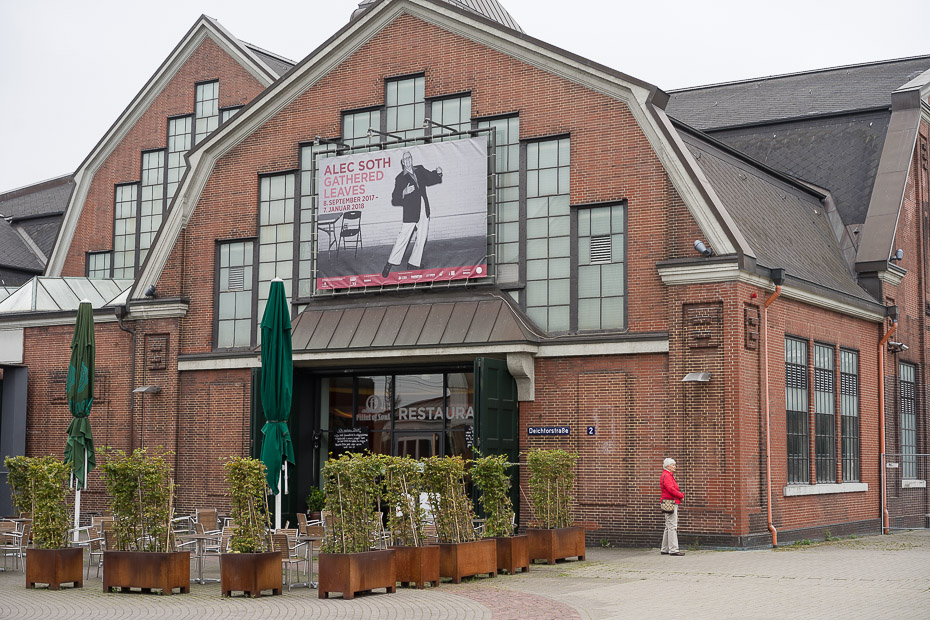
left=0, top=277, right=133, bottom=314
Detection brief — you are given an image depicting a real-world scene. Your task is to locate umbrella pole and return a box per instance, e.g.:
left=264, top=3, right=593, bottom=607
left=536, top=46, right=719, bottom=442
left=73, top=489, right=82, bottom=543
left=275, top=470, right=282, bottom=530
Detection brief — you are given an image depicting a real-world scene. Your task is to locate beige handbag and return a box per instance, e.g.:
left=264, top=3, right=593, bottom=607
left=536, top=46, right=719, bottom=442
left=660, top=499, right=675, bottom=513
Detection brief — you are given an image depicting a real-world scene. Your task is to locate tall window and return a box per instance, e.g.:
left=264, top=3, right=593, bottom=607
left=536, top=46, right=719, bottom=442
left=86, top=251, right=112, bottom=278
left=166, top=116, right=192, bottom=203
left=138, top=150, right=165, bottom=265
left=525, top=137, right=570, bottom=332
left=113, top=183, right=138, bottom=279
left=385, top=75, right=425, bottom=143
left=342, top=109, right=381, bottom=151
left=298, top=143, right=339, bottom=298
left=814, top=344, right=836, bottom=483
left=216, top=240, right=254, bottom=349
left=220, top=106, right=242, bottom=124
left=785, top=337, right=810, bottom=484
left=840, top=349, right=860, bottom=482
left=258, top=173, right=295, bottom=325
left=477, top=116, right=520, bottom=287
left=900, top=362, right=917, bottom=479
left=194, top=81, right=219, bottom=144
left=577, top=203, right=625, bottom=330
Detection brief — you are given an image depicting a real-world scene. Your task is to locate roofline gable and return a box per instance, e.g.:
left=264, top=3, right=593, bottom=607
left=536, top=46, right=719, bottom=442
left=133, top=0, right=745, bottom=300
left=45, top=15, right=279, bottom=276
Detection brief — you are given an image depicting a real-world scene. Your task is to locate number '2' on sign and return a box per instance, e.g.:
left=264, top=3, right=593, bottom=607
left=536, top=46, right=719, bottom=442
left=586, top=426, right=595, bottom=436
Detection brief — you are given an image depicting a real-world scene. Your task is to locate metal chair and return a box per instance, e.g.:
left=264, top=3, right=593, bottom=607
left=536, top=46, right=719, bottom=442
left=272, top=532, right=306, bottom=591
left=196, top=508, right=221, bottom=535
left=85, top=526, right=106, bottom=578
left=304, top=524, right=324, bottom=587
left=296, top=512, right=309, bottom=537
left=337, top=210, right=363, bottom=257
left=0, top=521, right=30, bottom=572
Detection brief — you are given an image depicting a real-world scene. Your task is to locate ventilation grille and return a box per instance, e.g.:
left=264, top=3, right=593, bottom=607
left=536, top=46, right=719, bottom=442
left=228, top=265, right=245, bottom=291
left=590, top=235, right=612, bottom=264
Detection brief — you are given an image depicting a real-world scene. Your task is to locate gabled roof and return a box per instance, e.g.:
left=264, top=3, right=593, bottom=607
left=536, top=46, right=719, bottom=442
left=45, top=15, right=282, bottom=277
left=0, top=175, right=73, bottom=220
left=0, top=175, right=73, bottom=278
left=677, top=125, right=875, bottom=306
left=666, top=55, right=930, bottom=131
left=352, top=0, right=523, bottom=31
left=134, top=0, right=749, bottom=300
left=241, top=42, right=296, bottom=78
left=0, top=222, right=43, bottom=273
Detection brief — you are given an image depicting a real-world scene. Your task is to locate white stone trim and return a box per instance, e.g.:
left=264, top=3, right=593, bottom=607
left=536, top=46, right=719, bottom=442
left=125, top=302, right=189, bottom=320
left=902, top=479, right=926, bottom=489
left=46, top=18, right=277, bottom=276
left=507, top=352, right=535, bottom=401
left=134, top=0, right=742, bottom=299
left=178, top=355, right=261, bottom=372
left=783, top=482, right=868, bottom=497
left=877, top=266, right=906, bottom=286
left=657, top=262, right=885, bottom=322
left=0, top=329, right=24, bottom=364
left=535, top=338, right=669, bottom=357
left=0, top=314, right=120, bottom=329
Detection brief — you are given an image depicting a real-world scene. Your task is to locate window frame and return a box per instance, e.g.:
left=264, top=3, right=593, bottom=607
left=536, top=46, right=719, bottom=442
left=785, top=335, right=811, bottom=485
left=570, top=199, right=628, bottom=333
left=213, top=237, right=258, bottom=350
left=812, top=342, right=837, bottom=484
left=112, top=181, right=140, bottom=279
left=839, top=348, right=860, bottom=482
left=899, top=361, right=918, bottom=480
left=85, top=250, right=113, bottom=278
left=193, top=79, right=220, bottom=145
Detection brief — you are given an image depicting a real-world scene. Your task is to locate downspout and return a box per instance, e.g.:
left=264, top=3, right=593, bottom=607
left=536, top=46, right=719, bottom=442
left=878, top=319, right=898, bottom=535
left=115, top=304, right=137, bottom=450
left=761, top=276, right=783, bottom=548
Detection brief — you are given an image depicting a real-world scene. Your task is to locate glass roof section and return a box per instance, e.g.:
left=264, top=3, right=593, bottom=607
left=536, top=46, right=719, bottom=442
left=0, top=277, right=133, bottom=313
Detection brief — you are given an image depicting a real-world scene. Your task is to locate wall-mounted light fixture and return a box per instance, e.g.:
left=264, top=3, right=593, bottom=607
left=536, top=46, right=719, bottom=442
left=693, top=240, right=714, bottom=257
left=143, top=285, right=157, bottom=298
left=889, top=249, right=904, bottom=262
left=888, top=341, right=908, bottom=353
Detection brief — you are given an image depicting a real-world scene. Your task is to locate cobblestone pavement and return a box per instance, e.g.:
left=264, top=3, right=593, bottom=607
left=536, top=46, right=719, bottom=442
left=1, top=530, right=928, bottom=619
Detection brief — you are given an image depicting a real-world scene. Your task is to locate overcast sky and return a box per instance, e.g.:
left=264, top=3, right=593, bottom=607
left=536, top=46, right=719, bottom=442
left=1, top=0, right=927, bottom=192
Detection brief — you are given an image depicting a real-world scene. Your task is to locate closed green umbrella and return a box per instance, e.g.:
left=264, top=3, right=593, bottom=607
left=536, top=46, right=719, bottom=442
left=259, top=279, right=295, bottom=528
left=64, top=300, right=95, bottom=540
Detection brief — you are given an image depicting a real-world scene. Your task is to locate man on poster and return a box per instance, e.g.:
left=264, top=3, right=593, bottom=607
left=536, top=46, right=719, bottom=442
left=381, top=150, right=443, bottom=277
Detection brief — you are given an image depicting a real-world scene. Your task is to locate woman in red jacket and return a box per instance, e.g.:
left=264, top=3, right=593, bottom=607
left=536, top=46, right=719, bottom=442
left=660, top=457, right=685, bottom=556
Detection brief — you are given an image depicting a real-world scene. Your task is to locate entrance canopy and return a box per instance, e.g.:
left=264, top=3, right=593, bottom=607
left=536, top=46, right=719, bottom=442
left=290, top=290, right=538, bottom=353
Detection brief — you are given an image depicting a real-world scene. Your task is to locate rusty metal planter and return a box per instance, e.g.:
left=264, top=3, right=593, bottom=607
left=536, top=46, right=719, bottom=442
left=26, top=547, right=83, bottom=590
left=220, top=552, right=282, bottom=597
left=391, top=545, right=439, bottom=589
left=439, top=539, right=497, bottom=583
left=528, top=527, right=586, bottom=564
left=495, top=534, right=529, bottom=575
left=102, top=551, right=190, bottom=594
left=318, top=549, right=396, bottom=600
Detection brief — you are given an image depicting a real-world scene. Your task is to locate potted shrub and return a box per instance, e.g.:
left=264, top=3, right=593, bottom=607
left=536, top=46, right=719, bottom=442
left=380, top=455, right=438, bottom=589
left=220, top=457, right=280, bottom=597
left=525, top=449, right=585, bottom=565
left=305, top=487, right=325, bottom=523
left=423, top=455, right=496, bottom=583
left=99, top=448, right=189, bottom=594
left=472, top=453, right=528, bottom=575
left=318, top=452, right=396, bottom=600
left=5, top=456, right=83, bottom=589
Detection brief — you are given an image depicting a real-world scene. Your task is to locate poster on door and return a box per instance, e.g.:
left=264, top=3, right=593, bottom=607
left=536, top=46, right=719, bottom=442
left=315, top=137, right=489, bottom=290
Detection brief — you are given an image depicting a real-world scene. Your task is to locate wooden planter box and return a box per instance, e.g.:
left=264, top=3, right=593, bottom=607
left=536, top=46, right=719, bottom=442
left=439, top=539, right=497, bottom=583
left=220, top=552, right=281, bottom=597
left=26, top=547, right=83, bottom=590
left=102, top=551, right=190, bottom=594
left=318, top=549, right=396, bottom=600
left=528, top=527, right=586, bottom=565
left=391, top=545, right=439, bottom=589
left=495, top=534, right=529, bottom=575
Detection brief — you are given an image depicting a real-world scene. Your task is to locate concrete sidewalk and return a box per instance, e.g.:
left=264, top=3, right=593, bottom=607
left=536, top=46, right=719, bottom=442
left=1, top=530, right=928, bottom=619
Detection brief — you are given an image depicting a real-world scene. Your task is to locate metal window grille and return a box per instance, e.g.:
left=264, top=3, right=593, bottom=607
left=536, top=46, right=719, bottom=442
left=840, top=350, right=859, bottom=482
left=814, top=344, right=836, bottom=483
left=785, top=337, right=810, bottom=484
left=589, top=235, right=611, bottom=264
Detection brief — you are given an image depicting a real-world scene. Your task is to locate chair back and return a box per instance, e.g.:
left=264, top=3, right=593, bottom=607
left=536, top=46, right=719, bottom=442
left=220, top=525, right=238, bottom=553
left=87, top=526, right=102, bottom=552
left=196, top=508, right=219, bottom=532
left=271, top=533, right=290, bottom=561
left=0, top=520, right=14, bottom=533
left=296, top=512, right=308, bottom=536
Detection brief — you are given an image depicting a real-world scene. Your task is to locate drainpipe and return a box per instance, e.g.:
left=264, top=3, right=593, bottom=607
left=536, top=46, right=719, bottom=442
left=878, top=318, right=898, bottom=535
left=115, top=304, right=137, bottom=450
left=761, top=268, right=785, bottom=548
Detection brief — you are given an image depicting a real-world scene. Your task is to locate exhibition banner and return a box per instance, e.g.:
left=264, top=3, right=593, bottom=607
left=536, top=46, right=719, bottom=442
left=315, top=137, right=488, bottom=289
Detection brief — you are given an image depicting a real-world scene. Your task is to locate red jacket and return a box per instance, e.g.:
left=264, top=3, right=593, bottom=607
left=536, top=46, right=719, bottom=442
left=661, top=469, right=684, bottom=504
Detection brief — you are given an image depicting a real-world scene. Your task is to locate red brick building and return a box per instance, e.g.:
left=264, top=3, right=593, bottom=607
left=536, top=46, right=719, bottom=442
left=1, top=0, right=928, bottom=547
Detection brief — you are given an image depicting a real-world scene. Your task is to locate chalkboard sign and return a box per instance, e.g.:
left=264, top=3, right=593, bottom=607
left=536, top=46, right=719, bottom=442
left=464, top=425, right=474, bottom=449
left=334, top=427, right=368, bottom=450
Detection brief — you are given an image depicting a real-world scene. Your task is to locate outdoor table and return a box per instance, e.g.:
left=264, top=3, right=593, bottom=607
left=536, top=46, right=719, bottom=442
left=298, top=535, right=323, bottom=588
left=177, top=533, right=220, bottom=584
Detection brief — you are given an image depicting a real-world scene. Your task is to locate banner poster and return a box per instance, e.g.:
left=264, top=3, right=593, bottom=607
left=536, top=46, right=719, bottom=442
left=315, top=137, right=489, bottom=290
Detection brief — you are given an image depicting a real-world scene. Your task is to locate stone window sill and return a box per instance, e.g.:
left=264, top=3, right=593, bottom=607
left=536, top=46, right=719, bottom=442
left=902, top=479, right=926, bottom=489
left=783, top=482, right=868, bottom=497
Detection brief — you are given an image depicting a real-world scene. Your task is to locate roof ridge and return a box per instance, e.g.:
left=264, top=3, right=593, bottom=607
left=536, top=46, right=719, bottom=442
left=240, top=40, right=296, bottom=66
left=0, top=175, right=73, bottom=199
left=669, top=53, right=930, bottom=93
